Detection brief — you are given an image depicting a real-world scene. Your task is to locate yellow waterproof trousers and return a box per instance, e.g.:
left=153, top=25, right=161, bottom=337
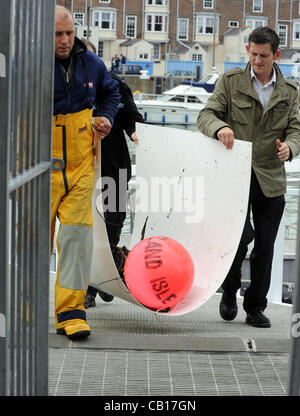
left=51, top=108, right=94, bottom=330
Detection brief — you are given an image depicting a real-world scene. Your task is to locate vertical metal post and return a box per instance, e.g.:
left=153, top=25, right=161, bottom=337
left=0, top=0, right=55, bottom=396
left=34, top=0, right=55, bottom=396
left=87, top=0, right=92, bottom=40
left=212, top=0, right=217, bottom=71
left=275, top=0, right=279, bottom=34
left=0, top=0, right=13, bottom=397
left=288, top=192, right=300, bottom=395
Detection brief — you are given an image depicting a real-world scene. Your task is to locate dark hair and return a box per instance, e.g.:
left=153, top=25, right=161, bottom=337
left=248, top=26, right=280, bottom=54
left=80, top=38, right=96, bottom=54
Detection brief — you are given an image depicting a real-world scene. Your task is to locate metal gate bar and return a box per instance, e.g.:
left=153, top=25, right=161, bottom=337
left=288, top=187, right=300, bottom=395
left=0, top=0, right=55, bottom=396
left=0, top=0, right=12, bottom=398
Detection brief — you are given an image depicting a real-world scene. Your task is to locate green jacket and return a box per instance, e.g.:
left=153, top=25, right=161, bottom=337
left=197, top=63, right=300, bottom=197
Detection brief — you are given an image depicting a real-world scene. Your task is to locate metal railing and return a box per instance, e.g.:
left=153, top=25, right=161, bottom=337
left=288, top=189, right=300, bottom=395
left=0, top=0, right=55, bottom=396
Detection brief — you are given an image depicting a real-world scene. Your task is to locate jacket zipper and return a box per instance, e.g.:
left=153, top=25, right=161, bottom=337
left=64, top=68, right=71, bottom=111
left=59, top=63, right=72, bottom=111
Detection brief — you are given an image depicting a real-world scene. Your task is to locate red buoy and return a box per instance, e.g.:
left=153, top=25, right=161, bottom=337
left=124, top=236, right=194, bottom=312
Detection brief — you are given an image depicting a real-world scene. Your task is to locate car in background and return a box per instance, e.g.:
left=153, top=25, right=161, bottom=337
left=110, top=64, right=143, bottom=75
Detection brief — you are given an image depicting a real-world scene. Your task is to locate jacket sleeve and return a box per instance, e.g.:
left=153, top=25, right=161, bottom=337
left=121, top=83, right=145, bottom=138
left=284, top=86, right=300, bottom=160
left=93, top=62, right=121, bottom=125
left=197, top=73, right=232, bottom=139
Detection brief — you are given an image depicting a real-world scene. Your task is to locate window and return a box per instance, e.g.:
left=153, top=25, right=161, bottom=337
left=228, top=21, right=239, bottom=28
left=74, top=12, right=84, bottom=26
left=153, top=43, right=161, bottom=60
left=146, top=14, right=168, bottom=32
left=83, top=29, right=92, bottom=37
left=177, top=18, right=189, bottom=40
left=192, top=54, right=202, bottom=61
left=245, top=18, right=267, bottom=30
left=139, top=53, right=148, bottom=60
left=278, top=25, right=288, bottom=47
left=147, top=0, right=169, bottom=5
left=203, top=0, right=214, bottom=8
left=293, top=22, right=300, bottom=40
left=253, top=0, right=263, bottom=12
left=98, top=41, right=104, bottom=57
left=126, top=16, right=137, bottom=38
left=196, top=15, right=219, bottom=35
left=99, top=0, right=110, bottom=3
left=93, top=11, right=116, bottom=30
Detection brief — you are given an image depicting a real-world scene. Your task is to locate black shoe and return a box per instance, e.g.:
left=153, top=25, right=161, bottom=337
left=246, top=310, right=271, bottom=328
left=219, top=292, right=238, bottom=321
left=84, top=293, right=96, bottom=309
left=98, top=290, right=114, bottom=303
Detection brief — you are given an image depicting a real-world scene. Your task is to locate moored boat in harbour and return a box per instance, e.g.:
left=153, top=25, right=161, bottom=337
left=134, top=81, right=214, bottom=126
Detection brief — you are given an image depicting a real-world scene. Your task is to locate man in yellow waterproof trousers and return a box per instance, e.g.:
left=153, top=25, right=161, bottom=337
left=52, top=6, right=120, bottom=339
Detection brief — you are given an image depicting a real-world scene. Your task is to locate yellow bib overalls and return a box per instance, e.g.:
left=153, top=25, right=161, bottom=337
left=51, top=108, right=94, bottom=336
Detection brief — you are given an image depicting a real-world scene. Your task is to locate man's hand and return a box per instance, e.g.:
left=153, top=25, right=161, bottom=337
left=92, top=116, right=111, bottom=145
left=276, top=139, right=290, bottom=162
left=130, top=132, right=138, bottom=144
left=217, top=127, right=235, bottom=150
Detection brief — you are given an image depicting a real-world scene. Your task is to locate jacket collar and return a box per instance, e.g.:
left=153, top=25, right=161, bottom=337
left=236, top=62, right=289, bottom=105
left=71, top=37, right=87, bottom=58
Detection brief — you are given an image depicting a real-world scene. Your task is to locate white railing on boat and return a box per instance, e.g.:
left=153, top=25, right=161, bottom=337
left=134, top=92, right=163, bottom=101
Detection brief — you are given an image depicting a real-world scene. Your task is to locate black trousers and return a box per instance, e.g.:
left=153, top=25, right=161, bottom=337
left=101, top=167, right=128, bottom=247
left=222, top=170, right=285, bottom=313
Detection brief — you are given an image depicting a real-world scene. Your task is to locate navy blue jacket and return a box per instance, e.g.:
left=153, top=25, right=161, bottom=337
left=54, top=37, right=120, bottom=124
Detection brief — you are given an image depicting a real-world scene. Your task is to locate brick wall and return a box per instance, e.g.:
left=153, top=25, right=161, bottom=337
left=55, top=0, right=297, bottom=49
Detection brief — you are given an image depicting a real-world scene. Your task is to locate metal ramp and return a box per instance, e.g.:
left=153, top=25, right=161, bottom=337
left=48, top=272, right=291, bottom=396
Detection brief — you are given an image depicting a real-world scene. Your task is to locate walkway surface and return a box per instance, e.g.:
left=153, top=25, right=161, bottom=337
left=48, top=273, right=292, bottom=397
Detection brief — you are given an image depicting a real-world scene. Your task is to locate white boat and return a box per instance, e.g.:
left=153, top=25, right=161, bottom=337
left=135, top=83, right=212, bottom=126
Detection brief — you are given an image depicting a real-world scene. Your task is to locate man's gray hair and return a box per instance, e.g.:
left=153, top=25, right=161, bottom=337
left=56, top=5, right=74, bottom=22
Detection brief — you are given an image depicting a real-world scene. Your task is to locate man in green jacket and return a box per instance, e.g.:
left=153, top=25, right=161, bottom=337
left=197, top=26, right=300, bottom=328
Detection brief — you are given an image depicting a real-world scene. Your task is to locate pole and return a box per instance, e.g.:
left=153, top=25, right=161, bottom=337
left=212, top=0, right=216, bottom=71
left=87, top=0, right=91, bottom=40
left=275, top=0, right=279, bottom=34
left=0, top=0, right=12, bottom=396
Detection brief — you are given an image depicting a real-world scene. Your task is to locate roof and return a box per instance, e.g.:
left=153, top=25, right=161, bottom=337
left=173, top=41, right=203, bottom=55
left=223, top=26, right=251, bottom=37
left=279, top=48, right=300, bottom=59
left=119, top=39, right=140, bottom=46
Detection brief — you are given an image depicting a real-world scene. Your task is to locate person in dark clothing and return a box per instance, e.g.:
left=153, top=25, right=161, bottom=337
left=84, top=72, right=144, bottom=308
left=114, top=55, right=120, bottom=72
left=121, top=54, right=126, bottom=74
